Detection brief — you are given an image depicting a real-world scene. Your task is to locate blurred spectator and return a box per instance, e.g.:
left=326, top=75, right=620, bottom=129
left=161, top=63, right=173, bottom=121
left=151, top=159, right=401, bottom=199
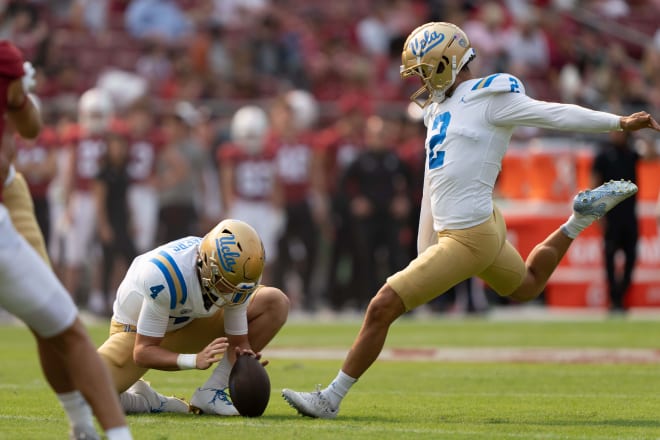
left=338, top=114, right=411, bottom=310
left=69, top=0, right=109, bottom=34
left=217, top=104, right=282, bottom=285
left=462, top=1, right=510, bottom=76
left=209, top=0, right=269, bottom=31
left=590, top=130, right=656, bottom=313
left=135, top=41, right=173, bottom=91
left=355, top=1, right=391, bottom=57
left=155, top=102, right=205, bottom=243
left=93, top=132, right=136, bottom=316
left=233, top=12, right=309, bottom=94
left=125, top=0, right=193, bottom=43
left=395, top=110, right=426, bottom=260
left=316, top=94, right=370, bottom=311
left=191, top=105, right=223, bottom=232
left=59, top=88, right=113, bottom=307
left=0, top=2, right=48, bottom=62
left=14, top=125, right=58, bottom=247
left=642, top=29, right=660, bottom=88
left=123, top=99, right=162, bottom=253
left=269, top=91, right=325, bottom=311
left=505, top=8, right=550, bottom=87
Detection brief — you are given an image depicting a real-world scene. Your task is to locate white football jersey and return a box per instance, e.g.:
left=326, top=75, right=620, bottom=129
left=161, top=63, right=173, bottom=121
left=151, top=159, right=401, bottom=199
left=113, top=236, right=249, bottom=337
left=422, top=73, right=620, bottom=232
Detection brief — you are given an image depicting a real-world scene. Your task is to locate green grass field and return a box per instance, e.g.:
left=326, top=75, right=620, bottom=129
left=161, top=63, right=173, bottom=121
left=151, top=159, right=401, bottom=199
left=1, top=316, right=660, bottom=439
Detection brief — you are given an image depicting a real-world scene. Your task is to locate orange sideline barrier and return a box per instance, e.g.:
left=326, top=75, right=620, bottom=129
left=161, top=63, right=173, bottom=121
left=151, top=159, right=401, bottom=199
left=502, top=206, right=660, bottom=309
left=497, top=146, right=660, bottom=202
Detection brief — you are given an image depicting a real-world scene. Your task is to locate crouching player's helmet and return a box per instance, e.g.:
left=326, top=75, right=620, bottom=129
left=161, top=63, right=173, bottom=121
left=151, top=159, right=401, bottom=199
left=400, top=22, right=476, bottom=107
left=198, top=219, right=265, bottom=307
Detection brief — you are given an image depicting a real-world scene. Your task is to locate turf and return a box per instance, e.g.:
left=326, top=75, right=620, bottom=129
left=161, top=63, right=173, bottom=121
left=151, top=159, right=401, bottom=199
left=1, top=317, right=660, bottom=439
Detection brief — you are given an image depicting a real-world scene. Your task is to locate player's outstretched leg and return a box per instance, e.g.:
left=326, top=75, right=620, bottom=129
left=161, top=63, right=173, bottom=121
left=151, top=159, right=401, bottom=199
left=562, top=179, right=638, bottom=239
left=508, top=179, right=639, bottom=303
left=282, top=387, right=339, bottom=419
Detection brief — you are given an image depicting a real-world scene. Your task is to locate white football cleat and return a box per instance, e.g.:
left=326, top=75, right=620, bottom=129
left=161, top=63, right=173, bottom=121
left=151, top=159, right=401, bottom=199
left=190, top=387, right=240, bottom=416
left=281, top=388, right=339, bottom=419
left=573, top=179, right=638, bottom=219
left=129, top=379, right=190, bottom=414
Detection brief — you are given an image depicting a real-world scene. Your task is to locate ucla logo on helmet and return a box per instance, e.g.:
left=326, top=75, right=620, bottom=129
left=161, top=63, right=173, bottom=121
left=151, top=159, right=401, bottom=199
left=410, top=30, right=445, bottom=57
left=216, top=235, right=240, bottom=272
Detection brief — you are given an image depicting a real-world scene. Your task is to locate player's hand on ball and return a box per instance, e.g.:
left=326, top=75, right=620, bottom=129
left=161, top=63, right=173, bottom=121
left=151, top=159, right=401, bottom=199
left=196, top=337, right=229, bottom=369
left=620, top=112, right=660, bottom=131
left=234, top=347, right=269, bottom=367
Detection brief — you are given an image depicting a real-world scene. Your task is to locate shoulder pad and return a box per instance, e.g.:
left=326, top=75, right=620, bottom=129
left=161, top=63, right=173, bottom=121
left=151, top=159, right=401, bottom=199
left=468, top=73, right=526, bottom=96
left=143, top=251, right=189, bottom=310
left=0, top=41, right=25, bottom=78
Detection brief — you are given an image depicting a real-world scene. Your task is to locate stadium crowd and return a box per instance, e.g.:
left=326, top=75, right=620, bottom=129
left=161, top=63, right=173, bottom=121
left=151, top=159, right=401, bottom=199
left=2, top=0, right=659, bottom=316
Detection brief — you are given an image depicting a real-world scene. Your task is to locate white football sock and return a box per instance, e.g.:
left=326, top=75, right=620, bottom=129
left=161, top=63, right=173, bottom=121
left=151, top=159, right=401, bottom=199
left=105, top=426, right=133, bottom=440
left=201, top=354, right=232, bottom=389
left=118, top=391, right=150, bottom=413
left=57, top=391, right=94, bottom=431
left=560, top=213, right=596, bottom=239
left=324, top=370, right=357, bottom=407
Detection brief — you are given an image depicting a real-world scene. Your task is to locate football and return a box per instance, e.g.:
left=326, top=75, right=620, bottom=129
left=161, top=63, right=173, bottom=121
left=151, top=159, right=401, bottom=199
left=228, top=353, right=271, bottom=417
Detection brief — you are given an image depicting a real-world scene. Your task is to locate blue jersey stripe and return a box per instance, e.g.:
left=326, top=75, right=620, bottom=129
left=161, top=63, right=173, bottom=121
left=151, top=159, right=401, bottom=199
left=150, top=258, right=177, bottom=309
left=158, top=251, right=188, bottom=304
left=482, top=73, right=500, bottom=88
left=471, top=77, right=486, bottom=90
left=471, top=73, right=500, bottom=90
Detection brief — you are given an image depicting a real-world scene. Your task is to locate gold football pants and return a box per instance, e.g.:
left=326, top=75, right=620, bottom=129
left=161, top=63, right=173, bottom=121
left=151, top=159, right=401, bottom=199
left=3, top=172, right=50, bottom=263
left=387, top=206, right=526, bottom=311
left=98, top=309, right=228, bottom=392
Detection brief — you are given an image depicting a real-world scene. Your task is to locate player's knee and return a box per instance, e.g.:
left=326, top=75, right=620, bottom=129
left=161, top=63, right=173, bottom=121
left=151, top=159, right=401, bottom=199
left=507, top=285, right=541, bottom=303
left=365, top=285, right=405, bottom=325
left=258, top=287, right=290, bottom=323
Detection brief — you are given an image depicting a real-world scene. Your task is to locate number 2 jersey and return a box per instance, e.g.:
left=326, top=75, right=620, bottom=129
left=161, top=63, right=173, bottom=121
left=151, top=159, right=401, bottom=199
left=112, top=236, right=249, bottom=338
left=422, top=73, right=621, bottom=232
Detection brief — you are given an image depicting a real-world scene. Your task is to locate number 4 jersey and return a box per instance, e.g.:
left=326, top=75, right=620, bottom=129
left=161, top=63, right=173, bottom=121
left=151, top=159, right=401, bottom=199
left=112, top=236, right=249, bottom=338
left=422, top=73, right=620, bottom=232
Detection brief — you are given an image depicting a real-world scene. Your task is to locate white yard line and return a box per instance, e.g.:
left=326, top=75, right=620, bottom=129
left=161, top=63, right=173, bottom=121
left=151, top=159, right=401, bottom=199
left=266, top=347, right=660, bottom=363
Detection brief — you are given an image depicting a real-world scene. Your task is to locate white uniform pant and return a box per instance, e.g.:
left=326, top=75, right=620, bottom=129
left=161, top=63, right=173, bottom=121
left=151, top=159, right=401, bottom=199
left=0, top=205, right=77, bottom=337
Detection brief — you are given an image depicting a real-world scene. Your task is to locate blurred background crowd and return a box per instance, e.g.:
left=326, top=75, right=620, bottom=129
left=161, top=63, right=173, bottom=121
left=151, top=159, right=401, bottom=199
left=4, top=0, right=659, bottom=317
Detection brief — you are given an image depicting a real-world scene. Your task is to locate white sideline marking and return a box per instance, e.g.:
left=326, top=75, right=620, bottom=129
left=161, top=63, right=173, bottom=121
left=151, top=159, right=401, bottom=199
left=266, top=347, right=660, bottom=364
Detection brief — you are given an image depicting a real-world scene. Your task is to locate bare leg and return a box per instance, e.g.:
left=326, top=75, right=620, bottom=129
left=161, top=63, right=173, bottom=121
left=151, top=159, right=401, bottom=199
left=507, top=229, right=572, bottom=302
left=281, top=283, right=405, bottom=418
left=36, top=336, right=75, bottom=393
left=508, top=180, right=639, bottom=303
left=44, top=318, right=127, bottom=431
left=341, top=284, right=406, bottom=379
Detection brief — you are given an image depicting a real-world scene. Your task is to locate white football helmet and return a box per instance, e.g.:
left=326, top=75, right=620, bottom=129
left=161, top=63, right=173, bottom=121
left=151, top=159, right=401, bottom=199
left=198, top=219, right=265, bottom=307
left=285, top=89, right=319, bottom=131
left=230, top=105, right=270, bottom=154
left=400, top=22, right=476, bottom=107
left=78, top=88, right=114, bottom=135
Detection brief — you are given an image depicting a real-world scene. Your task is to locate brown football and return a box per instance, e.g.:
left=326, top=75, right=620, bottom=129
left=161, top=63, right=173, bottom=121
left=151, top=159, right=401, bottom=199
left=228, top=354, right=271, bottom=417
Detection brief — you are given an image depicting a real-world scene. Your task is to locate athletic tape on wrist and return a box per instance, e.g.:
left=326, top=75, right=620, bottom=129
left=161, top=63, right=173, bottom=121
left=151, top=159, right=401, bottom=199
left=176, top=353, right=197, bottom=370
